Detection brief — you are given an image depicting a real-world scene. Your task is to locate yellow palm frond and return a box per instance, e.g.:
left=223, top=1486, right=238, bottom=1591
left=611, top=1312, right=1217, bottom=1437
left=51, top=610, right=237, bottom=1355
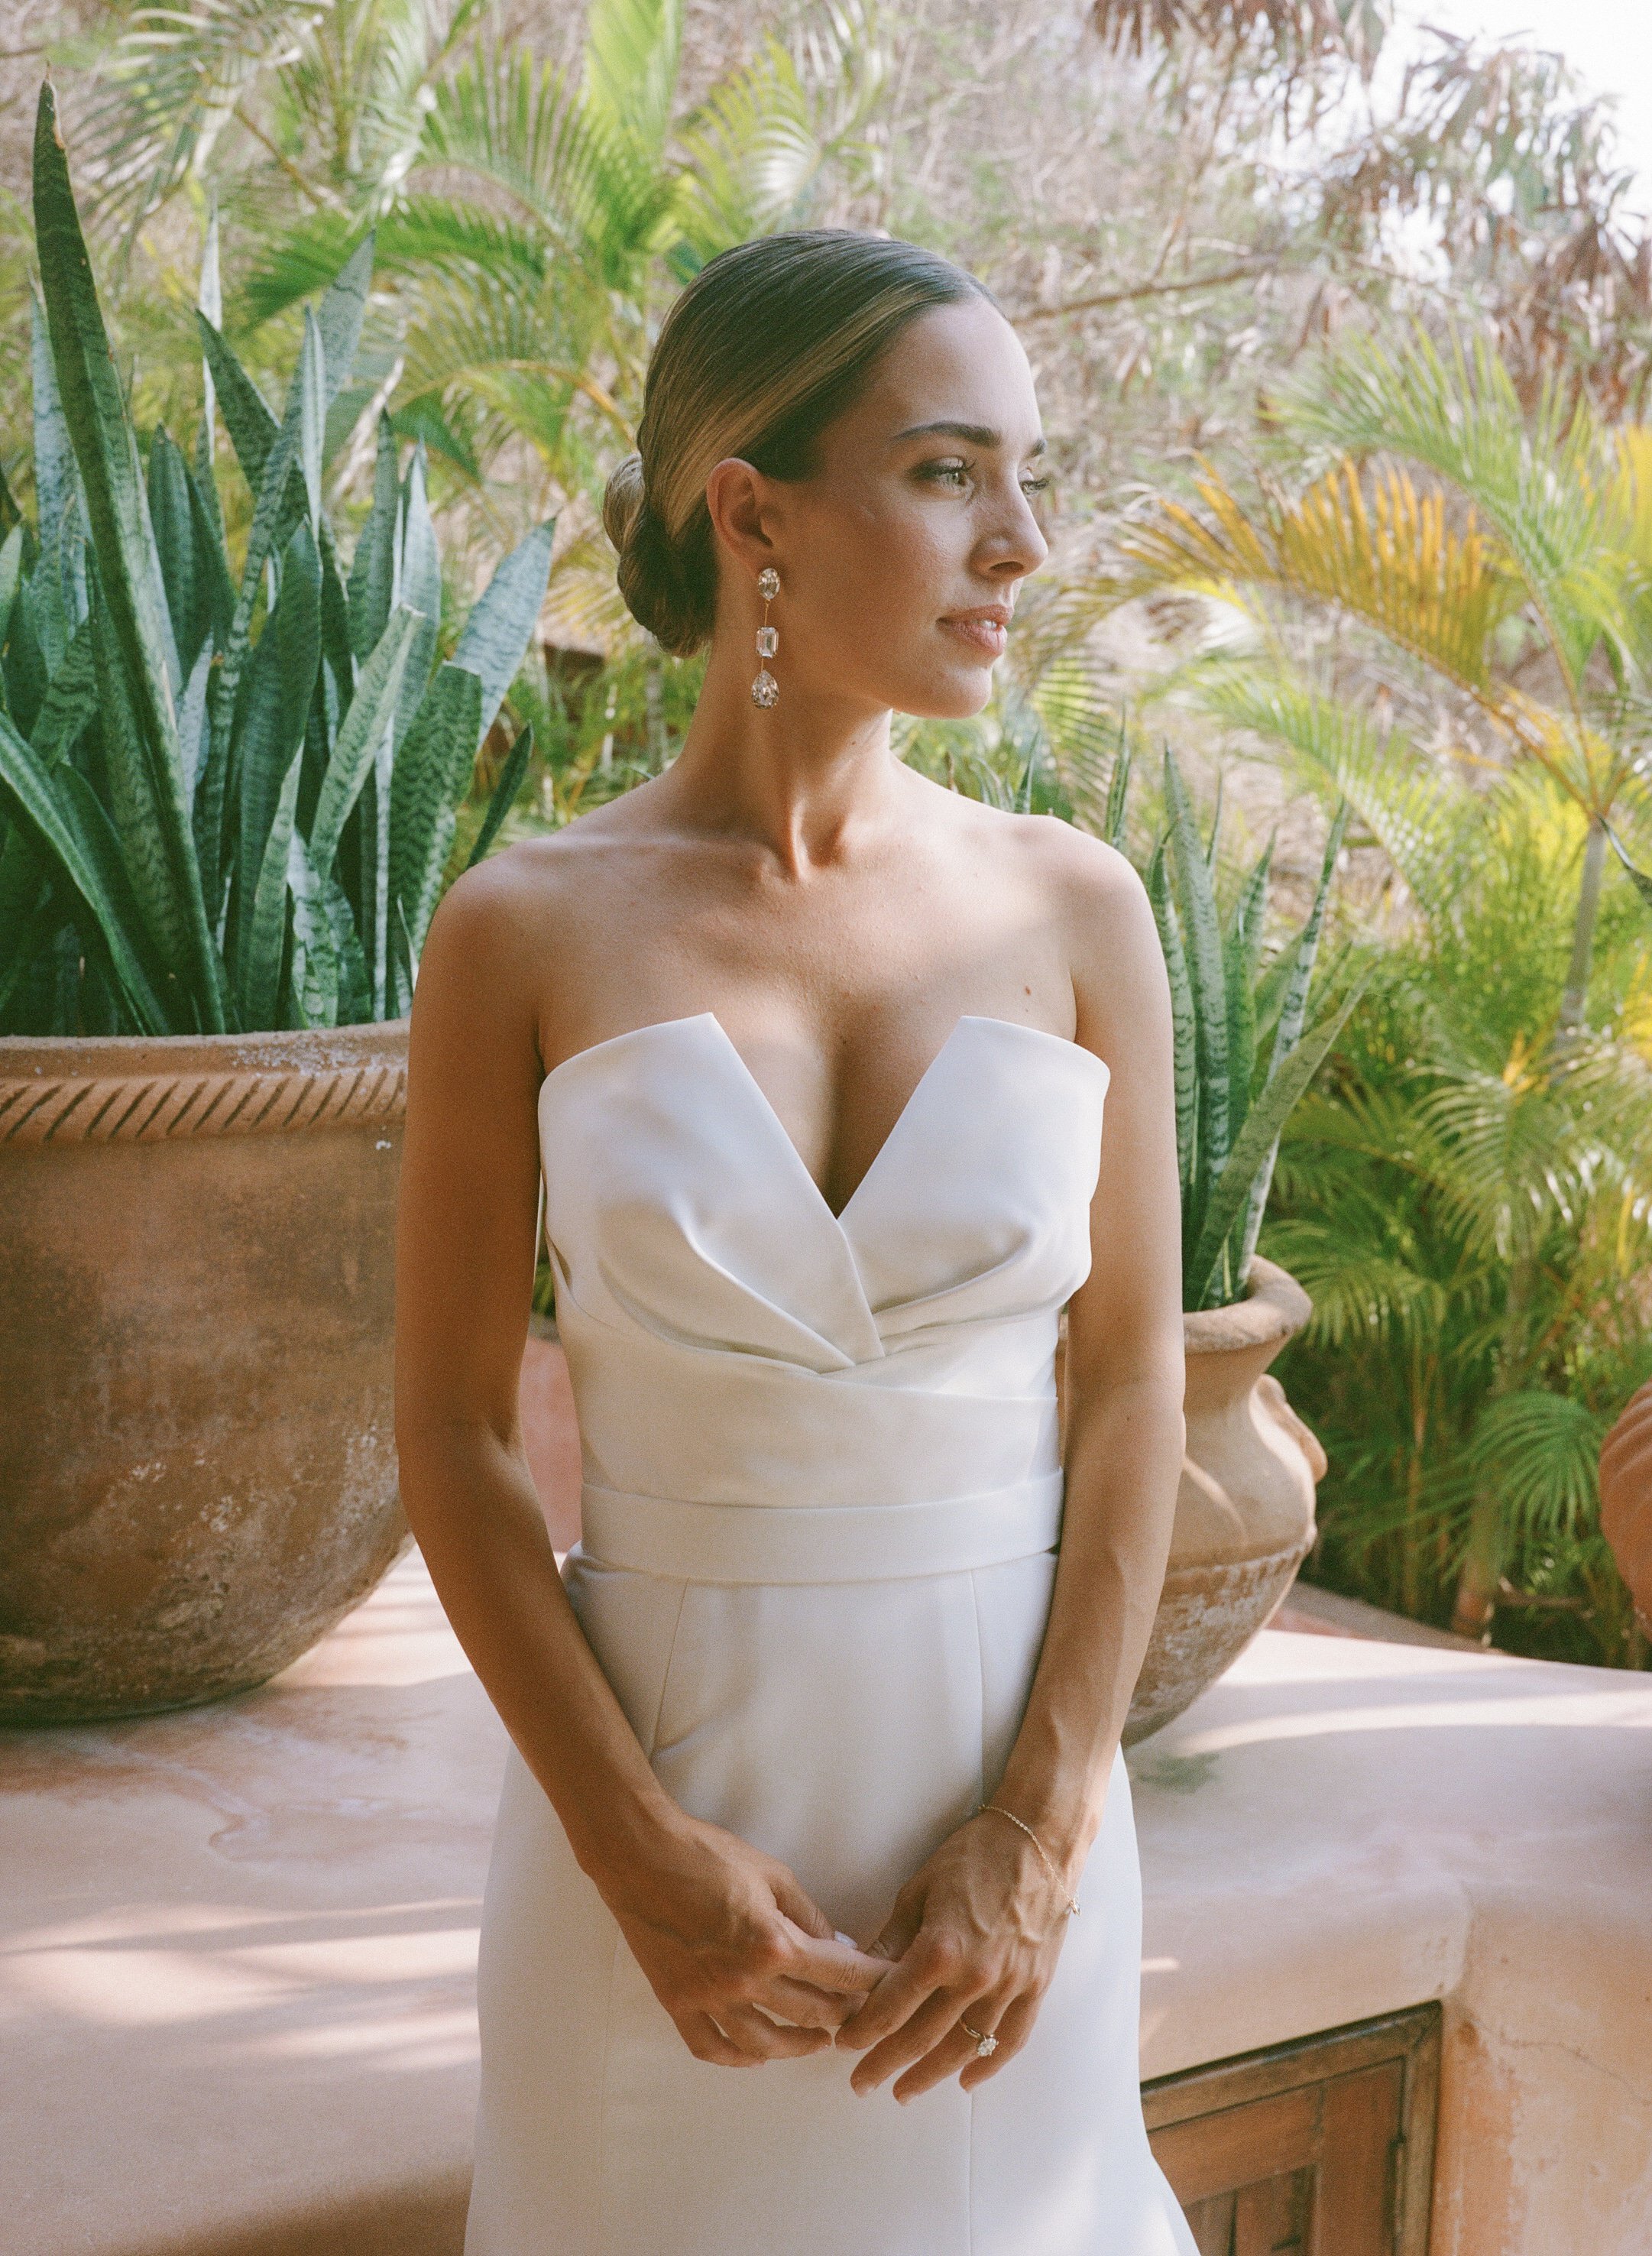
left=1119, top=458, right=1524, bottom=695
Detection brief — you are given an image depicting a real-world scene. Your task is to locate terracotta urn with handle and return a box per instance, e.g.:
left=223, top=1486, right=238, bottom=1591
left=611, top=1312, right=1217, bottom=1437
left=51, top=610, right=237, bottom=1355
left=1123, top=1256, right=1326, bottom=1744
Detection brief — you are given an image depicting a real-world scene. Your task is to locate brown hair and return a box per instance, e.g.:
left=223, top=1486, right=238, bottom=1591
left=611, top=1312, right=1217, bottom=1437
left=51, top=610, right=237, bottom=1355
left=601, top=229, right=999, bottom=656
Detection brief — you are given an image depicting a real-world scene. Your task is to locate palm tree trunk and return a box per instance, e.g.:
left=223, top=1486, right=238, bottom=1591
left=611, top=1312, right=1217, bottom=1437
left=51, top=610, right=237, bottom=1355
left=1450, top=1494, right=1501, bottom=1640
left=1556, top=816, right=1608, bottom=1041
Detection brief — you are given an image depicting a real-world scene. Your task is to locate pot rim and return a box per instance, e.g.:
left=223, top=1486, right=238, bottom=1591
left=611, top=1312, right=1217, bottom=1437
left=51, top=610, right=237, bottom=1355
left=0, top=1019, right=411, bottom=1148
left=0, top=1016, right=411, bottom=1075
left=1183, top=1253, right=1312, bottom=1358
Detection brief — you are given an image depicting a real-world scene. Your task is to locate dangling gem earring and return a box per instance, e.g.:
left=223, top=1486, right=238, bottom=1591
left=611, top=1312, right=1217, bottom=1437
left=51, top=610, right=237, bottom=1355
left=750, top=567, right=780, bottom=707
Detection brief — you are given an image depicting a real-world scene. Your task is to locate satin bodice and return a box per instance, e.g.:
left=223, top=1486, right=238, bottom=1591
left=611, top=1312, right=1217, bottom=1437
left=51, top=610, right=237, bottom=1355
left=537, top=1013, right=1109, bottom=1555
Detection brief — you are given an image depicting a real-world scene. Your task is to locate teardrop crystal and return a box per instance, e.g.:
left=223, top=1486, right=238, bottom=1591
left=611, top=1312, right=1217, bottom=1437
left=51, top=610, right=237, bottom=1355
left=750, top=669, right=779, bottom=708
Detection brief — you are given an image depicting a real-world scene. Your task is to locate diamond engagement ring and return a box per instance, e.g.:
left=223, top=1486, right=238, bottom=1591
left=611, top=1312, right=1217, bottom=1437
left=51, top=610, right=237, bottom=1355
left=960, top=2021, right=998, bottom=2058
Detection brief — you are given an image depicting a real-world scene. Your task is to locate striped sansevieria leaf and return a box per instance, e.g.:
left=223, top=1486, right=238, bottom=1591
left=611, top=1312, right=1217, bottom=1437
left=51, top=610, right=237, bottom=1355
left=2, top=84, right=552, bottom=1039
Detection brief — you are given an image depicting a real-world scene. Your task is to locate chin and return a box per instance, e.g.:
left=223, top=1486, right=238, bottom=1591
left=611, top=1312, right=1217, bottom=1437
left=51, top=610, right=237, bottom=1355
left=892, top=663, right=996, bottom=721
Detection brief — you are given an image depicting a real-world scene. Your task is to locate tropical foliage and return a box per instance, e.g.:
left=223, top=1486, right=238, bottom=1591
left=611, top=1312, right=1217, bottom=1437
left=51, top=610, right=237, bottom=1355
left=0, top=85, right=549, bottom=1037
left=4, top=0, right=1650, bottom=1664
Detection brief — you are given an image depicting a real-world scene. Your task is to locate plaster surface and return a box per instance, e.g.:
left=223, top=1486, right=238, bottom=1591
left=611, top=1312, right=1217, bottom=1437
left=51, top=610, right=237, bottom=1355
left=2, top=1551, right=1647, bottom=2255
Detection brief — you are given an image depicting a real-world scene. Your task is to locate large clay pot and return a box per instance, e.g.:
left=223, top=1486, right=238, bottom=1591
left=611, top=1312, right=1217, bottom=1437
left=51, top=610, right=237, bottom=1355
left=1600, top=1378, right=1652, bottom=1630
left=1123, top=1256, right=1326, bottom=1745
left=0, top=1021, right=411, bottom=1725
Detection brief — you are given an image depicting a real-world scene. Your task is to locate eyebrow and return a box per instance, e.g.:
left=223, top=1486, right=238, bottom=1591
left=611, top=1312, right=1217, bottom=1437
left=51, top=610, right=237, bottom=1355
left=889, top=420, right=1048, bottom=455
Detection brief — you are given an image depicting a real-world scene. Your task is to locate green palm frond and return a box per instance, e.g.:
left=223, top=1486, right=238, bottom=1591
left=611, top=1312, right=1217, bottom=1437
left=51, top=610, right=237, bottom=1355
left=1466, top=1389, right=1607, bottom=1541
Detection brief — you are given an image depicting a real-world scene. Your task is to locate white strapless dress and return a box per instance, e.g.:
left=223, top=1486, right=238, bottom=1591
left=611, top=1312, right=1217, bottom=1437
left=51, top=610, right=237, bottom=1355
left=465, top=1012, right=1197, bottom=2255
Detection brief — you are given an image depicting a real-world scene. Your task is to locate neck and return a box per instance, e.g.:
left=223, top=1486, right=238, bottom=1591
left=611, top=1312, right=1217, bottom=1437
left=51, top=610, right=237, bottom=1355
left=660, top=634, right=906, bottom=877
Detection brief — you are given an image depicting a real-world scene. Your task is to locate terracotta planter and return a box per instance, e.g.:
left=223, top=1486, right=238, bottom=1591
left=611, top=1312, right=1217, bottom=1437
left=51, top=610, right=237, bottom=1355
left=0, top=1021, right=411, bottom=1725
left=1123, top=1256, right=1326, bottom=1745
left=1600, top=1379, right=1652, bottom=1629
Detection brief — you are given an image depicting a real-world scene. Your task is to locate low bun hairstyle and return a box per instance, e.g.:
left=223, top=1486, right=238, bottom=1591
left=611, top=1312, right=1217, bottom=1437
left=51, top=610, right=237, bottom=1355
left=602, top=230, right=999, bottom=657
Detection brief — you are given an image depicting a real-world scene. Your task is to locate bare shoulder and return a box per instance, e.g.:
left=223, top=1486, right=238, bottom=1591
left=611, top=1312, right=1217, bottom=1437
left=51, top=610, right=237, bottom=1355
left=950, top=800, right=1165, bottom=1053
left=420, top=809, right=646, bottom=987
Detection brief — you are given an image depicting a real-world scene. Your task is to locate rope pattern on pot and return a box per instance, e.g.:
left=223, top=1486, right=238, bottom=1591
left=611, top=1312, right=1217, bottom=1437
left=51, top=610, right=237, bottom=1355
left=0, top=1059, right=407, bottom=1146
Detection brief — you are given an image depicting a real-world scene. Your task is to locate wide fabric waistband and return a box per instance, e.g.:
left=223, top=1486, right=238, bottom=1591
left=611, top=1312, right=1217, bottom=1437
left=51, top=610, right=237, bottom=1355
left=576, top=1470, right=1064, bottom=1585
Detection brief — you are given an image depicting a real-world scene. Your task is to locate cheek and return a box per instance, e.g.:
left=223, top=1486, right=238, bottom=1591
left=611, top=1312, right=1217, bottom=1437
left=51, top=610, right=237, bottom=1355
left=815, top=502, right=954, bottom=630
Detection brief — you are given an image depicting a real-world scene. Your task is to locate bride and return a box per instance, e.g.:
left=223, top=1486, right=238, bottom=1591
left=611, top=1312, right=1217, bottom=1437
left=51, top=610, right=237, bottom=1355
left=394, top=227, right=1197, bottom=2255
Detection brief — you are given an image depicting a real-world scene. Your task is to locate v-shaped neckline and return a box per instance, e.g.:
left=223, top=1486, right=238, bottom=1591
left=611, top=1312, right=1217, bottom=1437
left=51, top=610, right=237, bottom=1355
left=705, top=1011, right=964, bottom=1227
left=538, top=1010, right=1106, bottom=1235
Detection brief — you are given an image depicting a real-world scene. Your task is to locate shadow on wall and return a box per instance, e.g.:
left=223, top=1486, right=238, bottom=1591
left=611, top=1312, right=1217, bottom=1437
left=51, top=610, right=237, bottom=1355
left=128, top=2180, right=469, bottom=2256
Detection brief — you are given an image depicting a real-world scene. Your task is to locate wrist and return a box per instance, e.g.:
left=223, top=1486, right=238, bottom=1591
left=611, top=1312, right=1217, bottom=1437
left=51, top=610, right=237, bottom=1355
left=980, top=1779, right=1101, bottom=1889
left=565, top=1775, right=692, bottom=1897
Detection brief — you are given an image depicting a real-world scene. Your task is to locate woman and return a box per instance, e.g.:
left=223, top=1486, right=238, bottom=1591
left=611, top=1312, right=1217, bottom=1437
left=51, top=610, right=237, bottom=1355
left=394, top=229, right=1197, bottom=2255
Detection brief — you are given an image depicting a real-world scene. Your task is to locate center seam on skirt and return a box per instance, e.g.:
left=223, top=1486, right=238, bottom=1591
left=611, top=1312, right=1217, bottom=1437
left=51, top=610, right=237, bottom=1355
left=967, top=1567, right=986, bottom=2256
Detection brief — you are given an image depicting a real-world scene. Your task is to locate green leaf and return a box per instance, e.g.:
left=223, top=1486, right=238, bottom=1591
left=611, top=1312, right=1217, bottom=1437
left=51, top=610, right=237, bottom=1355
left=184, top=459, right=235, bottom=650
left=1103, top=731, right=1132, bottom=853
left=0, top=523, right=23, bottom=658
left=315, top=231, right=374, bottom=410
left=1146, top=839, right=1197, bottom=1202
left=466, top=723, right=534, bottom=867
left=348, top=415, right=399, bottom=663
left=232, top=523, right=321, bottom=997
left=177, top=640, right=212, bottom=800
left=30, top=292, right=77, bottom=596
left=0, top=818, right=49, bottom=974
left=241, top=742, right=303, bottom=1030
left=147, top=424, right=211, bottom=674
left=1604, top=824, right=1652, bottom=919
left=298, top=307, right=325, bottom=535
left=0, top=706, right=172, bottom=1033
left=308, top=602, right=420, bottom=879
left=287, top=826, right=338, bottom=1026
left=1186, top=969, right=1372, bottom=1308
left=33, top=83, right=222, bottom=1026
left=1223, top=835, right=1272, bottom=1141
left=1163, top=748, right=1229, bottom=1183
left=28, top=613, right=95, bottom=765
left=1271, top=802, right=1349, bottom=1072
left=389, top=660, right=482, bottom=961
left=394, top=442, right=441, bottom=741
left=452, top=520, right=555, bottom=745
left=319, top=858, right=371, bottom=1023
left=199, top=335, right=311, bottom=910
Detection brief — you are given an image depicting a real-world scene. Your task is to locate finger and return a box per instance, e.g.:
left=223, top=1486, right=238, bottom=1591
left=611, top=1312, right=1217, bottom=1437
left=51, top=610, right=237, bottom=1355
left=680, top=2011, right=761, bottom=2068
left=837, top=1929, right=961, bottom=2051
left=720, top=2005, right=834, bottom=2060
left=760, top=1975, right=863, bottom=2031
left=768, top=1868, right=837, bottom=1941
left=893, top=2020, right=986, bottom=2103
left=959, top=1992, right=1037, bottom=2091
left=781, top=1926, right=889, bottom=1995
left=852, top=1986, right=983, bottom=2095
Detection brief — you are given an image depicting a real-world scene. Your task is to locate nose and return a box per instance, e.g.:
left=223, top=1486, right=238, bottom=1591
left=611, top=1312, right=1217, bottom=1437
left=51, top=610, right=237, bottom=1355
left=980, top=469, right=1048, bottom=580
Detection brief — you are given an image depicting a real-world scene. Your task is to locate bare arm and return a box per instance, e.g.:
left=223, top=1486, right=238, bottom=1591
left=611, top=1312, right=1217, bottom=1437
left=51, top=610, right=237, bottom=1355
left=394, top=858, right=884, bottom=2064
left=839, top=835, right=1184, bottom=2098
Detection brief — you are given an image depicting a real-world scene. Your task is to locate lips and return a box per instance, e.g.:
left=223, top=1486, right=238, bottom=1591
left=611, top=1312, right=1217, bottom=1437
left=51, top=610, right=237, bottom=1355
left=939, top=608, right=1011, bottom=655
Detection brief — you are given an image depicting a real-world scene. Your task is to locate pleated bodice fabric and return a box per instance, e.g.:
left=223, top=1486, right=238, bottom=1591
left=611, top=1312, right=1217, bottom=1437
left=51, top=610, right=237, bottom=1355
left=464, top=1013, right=1197, bottom=2255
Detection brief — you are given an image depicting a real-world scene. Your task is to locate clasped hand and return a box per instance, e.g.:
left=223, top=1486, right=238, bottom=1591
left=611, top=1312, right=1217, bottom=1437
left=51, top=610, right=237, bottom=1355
left=605, top=1806, right=1076, bottom=2102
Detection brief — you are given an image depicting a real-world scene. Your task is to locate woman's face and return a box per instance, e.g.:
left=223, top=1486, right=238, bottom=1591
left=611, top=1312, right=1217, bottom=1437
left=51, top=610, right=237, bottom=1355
left=714, top=297, right=1051, bottom=721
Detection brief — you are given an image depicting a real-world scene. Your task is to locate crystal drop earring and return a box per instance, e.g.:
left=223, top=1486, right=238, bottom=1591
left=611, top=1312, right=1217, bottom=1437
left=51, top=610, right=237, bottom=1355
left=750, top=567, right=780, bottom=708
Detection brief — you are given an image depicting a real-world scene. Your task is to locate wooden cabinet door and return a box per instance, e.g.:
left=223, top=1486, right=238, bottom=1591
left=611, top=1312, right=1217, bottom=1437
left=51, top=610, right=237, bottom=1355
left=1142, top=2005, right=1439, bottom=2256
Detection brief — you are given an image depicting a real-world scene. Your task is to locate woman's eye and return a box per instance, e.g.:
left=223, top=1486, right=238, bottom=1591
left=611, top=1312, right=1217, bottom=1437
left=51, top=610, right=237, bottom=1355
left=922, top=461, right=971, bottom=487
left=1022, top=474, right=1051, bottom=497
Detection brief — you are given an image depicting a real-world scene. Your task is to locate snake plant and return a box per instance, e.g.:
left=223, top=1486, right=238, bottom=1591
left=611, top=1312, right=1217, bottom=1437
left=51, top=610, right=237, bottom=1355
left=0, top=84, right=552, bottom=1039
left=1110, top=743, right=1369, bottom=1311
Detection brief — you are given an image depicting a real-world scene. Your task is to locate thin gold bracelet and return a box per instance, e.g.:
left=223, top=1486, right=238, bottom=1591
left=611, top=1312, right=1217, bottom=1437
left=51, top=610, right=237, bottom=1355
left=975, top=1801, right=1080, bottom=1917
